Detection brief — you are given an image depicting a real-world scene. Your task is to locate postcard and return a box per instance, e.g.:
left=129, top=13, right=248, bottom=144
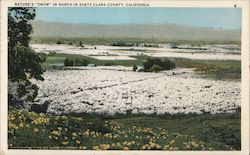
left=0, top=0, right=249, bottom=155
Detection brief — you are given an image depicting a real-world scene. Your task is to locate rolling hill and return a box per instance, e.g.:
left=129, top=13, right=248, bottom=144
left=31, top=21, right=241, bottom=41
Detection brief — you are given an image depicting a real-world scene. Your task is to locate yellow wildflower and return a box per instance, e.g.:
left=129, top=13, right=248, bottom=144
left=39, top=113, right=45, bottom=117
left=57, top=127, right=62, bottom=131
left=34, top=128, right=39, bottom=132
left=93, top=146, right=100, bottom=150
left=170, top=140, right=175, bottom=145
left=61, top=115, right=67, bottom=120
left=51, top=130, right=60, bottom=136
left=62, top=141, right=69, bottom=145
left=76, top=117, right=83, bottom=121
left=79, top=146, right=86, bottom=149
left=19, top=123, right=24, bottom=128
left=99, top=144, right=110, bottom=150
left=76, top=140, right=81, bottom=144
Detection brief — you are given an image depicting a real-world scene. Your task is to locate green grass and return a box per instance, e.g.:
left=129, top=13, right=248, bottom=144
left=41, top=53, right=241, bottom=81
left=41, top=55, right=66, bottom=69
left=31, top=36, right=241, bottom=46
left=172, top=58, right=241, bottom=81
left=8, top=109, right=240, bottom=150
left=41, top=53, right=149, bottom=68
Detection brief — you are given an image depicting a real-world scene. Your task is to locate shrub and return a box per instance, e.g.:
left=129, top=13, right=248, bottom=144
left=80, top=59, right=90, bottom=66
left=64, top=58, right=90, bottom=66
left=133, top=65, right=138, bottom=71
left=161, top=59, right=176, bottom=70
left=104, top=63, right=114, bottom=66
left=79, top=41, right=82, bottom=47
left=149, top=64, right=162, bottom=73
left=144, top=44, right=159, bottom=48
left=143, top=58, right=175, bottom=72
left=110, top=42, right=133, bottom=47
left=56, top=40, right=63, bottom=44
left=29, top=101, right=50, bottom=114
left=64, top=58, right=74, bottom=66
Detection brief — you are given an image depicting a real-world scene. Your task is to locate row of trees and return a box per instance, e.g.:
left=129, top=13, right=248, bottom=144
left=56, top=40, right=84, bottom=47
left=110, top=42, right=159, bottom=48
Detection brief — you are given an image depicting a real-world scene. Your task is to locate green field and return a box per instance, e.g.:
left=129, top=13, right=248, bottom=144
left=8, top=109, right=240, bottom=150
left=31, top=36, right=241, bottom=46
left=41, top=53, right=241, bottom=81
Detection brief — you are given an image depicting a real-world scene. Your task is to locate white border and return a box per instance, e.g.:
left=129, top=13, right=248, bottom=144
left=1, top=0, right=249, bottom=155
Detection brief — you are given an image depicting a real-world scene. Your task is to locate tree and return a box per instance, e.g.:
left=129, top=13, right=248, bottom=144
left=143, top=58, right=162, bottom=71
left=64, top=58, right=74, bottom=66
left=161, top=59, right=176, bottom=70
left=79, top=41, right=83, bottom=47
left=8, top=7, right=46, bottom=106
left=80, top=59, right=90, bottom=66
left=133, top=65, right=138, bottom=72
left=143, top=58, right=176, bottom=72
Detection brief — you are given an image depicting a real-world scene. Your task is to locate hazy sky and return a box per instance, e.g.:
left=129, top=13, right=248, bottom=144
left=35, top=7, right=242, bottom=30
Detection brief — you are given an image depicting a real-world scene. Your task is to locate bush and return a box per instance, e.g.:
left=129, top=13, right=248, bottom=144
left=64, top=58, right=90, bottom=66
left=80, top=59, right=90, bottom=66
left=144, top=44, right=159, bottom=48
left=149, top=64, right=162, bottom=73
left=161, top=59, right=176, bottom=70
left=104, top=63, right=114, bottom=66
left=110, top=42, right=133, bottom=47
left=64, top=58, right=74, bottom=66
left=79, top=41, right=82, bottom=47
left=56, top=40, right=63, bottom=44
left=198, top=124, right=240, bottom=150
left=143, top=58, right=175, bottom=72
left=133, top=65, right=138, bottom=71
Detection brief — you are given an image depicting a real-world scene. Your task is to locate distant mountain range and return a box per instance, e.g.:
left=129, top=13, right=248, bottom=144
left=31, top=21, right=241, bottom=41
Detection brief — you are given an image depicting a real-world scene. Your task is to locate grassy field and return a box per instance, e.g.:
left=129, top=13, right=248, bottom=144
left=31, top=37, right=241, bottom=46
left=41, top=53, right=241, bottom=81
left=42, top=53, right=148, bottom=68
left=172, top=58, right=241, bottom=80
left=8, top=109, right=240, bottom=150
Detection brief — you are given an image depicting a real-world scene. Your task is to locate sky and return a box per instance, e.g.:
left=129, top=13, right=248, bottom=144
left=35, top=7, right=242, bottom=30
